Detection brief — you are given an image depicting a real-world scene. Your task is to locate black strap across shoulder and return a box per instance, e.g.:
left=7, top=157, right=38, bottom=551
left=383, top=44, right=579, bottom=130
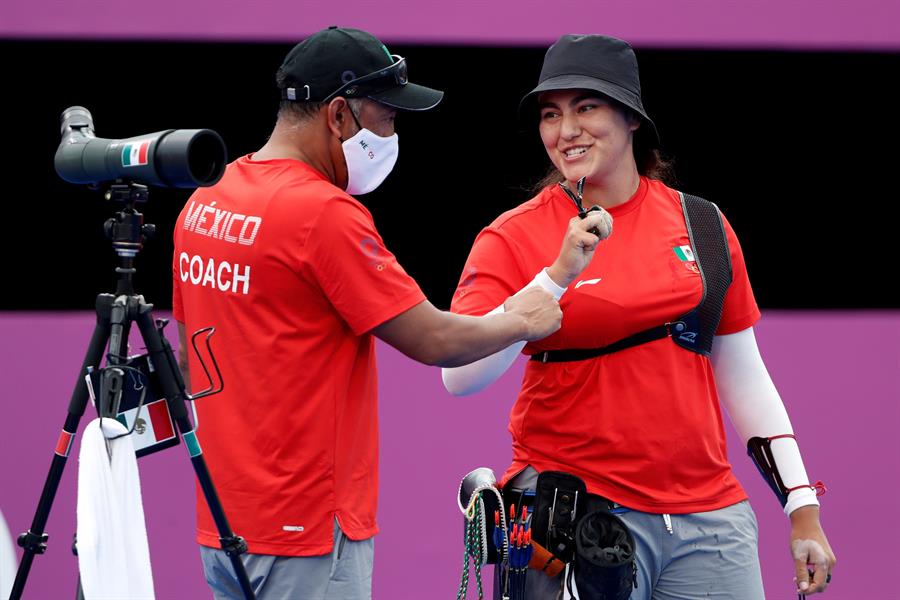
left=674, top=192, right=733, bottom=355
left=531, top=193, right=733, bottom=363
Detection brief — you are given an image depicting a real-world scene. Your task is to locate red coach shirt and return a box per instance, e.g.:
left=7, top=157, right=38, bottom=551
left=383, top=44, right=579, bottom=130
left=172, top=156, right=425, bottom=555
left=451, top=177, right=760, bottom=513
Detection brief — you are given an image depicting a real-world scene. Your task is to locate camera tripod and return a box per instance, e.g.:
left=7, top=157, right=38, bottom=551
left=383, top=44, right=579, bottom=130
left=9, top=182, right=256, bottom=600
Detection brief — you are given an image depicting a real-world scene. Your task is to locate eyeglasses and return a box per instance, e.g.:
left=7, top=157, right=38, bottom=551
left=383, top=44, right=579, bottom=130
left=323, top=55, right=408, bottom=102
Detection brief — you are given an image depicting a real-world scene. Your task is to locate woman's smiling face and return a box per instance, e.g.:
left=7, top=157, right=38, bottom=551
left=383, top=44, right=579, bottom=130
left=537, top=89, right=640, bottom=186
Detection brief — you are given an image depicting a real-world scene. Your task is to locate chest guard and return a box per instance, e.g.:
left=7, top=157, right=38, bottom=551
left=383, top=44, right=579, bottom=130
left=532, top=192, right=733, bottom=362
left=668, top=192, right=733, bottom=355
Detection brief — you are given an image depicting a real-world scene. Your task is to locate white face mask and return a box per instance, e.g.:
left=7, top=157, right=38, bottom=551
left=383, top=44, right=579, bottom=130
left=341, top=127, right=399, bottom=195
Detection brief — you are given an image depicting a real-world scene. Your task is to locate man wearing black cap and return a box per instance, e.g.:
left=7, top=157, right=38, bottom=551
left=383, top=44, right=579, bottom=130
left=170, top=26, right=583, bottom=599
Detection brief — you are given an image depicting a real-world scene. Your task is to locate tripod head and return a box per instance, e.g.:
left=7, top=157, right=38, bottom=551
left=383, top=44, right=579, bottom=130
left=102, top=182, right=155, bottom=296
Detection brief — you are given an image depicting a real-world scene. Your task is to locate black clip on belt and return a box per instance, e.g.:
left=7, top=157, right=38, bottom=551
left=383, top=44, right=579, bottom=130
left=532, top=321, right=688, bottom=364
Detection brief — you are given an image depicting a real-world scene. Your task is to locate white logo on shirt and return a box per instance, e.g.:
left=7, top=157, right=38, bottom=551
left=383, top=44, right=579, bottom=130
left=183, top=200, right=263, bottom=246
left=574, top=278, right=602, bottom=289
left=179, top=252, right=251, bottom=295
left=282, top=525, right=305, bottom=532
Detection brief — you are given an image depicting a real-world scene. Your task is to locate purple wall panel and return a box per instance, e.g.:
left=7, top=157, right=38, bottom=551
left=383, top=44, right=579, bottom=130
left=1, top=311, right=897, bottom=599
left=2, top=0, right=900, bottom=49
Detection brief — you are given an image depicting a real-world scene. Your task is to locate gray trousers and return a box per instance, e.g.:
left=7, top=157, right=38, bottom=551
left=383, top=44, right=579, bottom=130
left=514, top=501, right=765, bottom=600
left=199, top=519, right=374, bottom=600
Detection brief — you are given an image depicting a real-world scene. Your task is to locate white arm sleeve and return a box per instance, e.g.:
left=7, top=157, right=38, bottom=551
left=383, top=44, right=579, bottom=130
left=442, top=268, right=566, bottom=396
left=712, top=327, right=820, bottom=515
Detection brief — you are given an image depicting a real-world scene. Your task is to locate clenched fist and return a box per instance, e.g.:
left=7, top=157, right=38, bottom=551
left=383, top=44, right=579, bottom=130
left=547, top=209, right=613, bottom=288
left=503, top=286, right=562, bottom=342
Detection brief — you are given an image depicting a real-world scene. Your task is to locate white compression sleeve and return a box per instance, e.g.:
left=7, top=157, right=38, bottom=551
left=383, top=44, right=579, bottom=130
left=711, top=327, right=820, bottom=515
left=442, top=268, right=566, bottom=396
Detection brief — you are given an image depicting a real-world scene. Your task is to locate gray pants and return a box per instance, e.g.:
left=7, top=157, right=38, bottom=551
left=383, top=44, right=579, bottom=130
left=517, top=501, right=765, bottom=600
left=199, top=519, right=374, bottom=600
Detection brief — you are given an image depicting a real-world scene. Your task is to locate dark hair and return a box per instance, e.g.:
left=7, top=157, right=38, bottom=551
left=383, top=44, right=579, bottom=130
left=278, top=100, right=327, bottom=122
left=531, top=103, right=676, bottom=193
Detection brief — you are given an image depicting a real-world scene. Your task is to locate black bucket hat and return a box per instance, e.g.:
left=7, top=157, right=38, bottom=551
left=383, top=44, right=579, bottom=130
left=520, top=34, right=659, bottom=147
left=278, top=26, right=443, bottom=111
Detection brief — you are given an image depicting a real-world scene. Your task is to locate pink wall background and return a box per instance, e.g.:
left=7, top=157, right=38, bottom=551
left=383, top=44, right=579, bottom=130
left=2, top=4, right=898, bottom=596
left=0, top=311, right=897, bottom=599
left=2, top=0, right=900, bottom=49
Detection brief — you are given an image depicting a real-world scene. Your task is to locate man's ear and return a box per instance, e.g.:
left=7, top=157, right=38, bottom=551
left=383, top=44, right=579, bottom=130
left=326, top=97, right=349, bottom=139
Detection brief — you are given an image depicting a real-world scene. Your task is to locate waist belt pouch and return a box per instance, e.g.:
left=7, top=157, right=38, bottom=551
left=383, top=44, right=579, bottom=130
left=572, top=510, right=637, bottom=600
left=458, top=467, right=505, bottom=565
left=531, top=471, right=587, bottom=564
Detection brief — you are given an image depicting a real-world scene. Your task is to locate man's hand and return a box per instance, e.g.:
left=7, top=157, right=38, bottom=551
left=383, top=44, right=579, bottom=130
left=503, top=287, right=562, bottom=342
left=790, top=506, right=836, bottom=595
left=547, top=209, right=612, bottom=288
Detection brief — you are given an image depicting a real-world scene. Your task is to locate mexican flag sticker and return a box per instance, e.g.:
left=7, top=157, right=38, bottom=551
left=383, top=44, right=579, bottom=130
left=115, top=399, right=176, bottom=453
left=121, top=140, right=151, bottom=167
left=673, top=245, right=695, bottom=261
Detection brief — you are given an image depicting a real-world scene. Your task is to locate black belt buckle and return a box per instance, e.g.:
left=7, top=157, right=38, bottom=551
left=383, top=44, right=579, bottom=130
left=665, top=320, right=687, bottom=337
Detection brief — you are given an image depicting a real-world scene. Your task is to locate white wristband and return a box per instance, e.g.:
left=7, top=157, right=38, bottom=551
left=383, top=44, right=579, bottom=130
left=531, top=268, right=567, bottom=300
left=785, top=486, right=820, bottom=515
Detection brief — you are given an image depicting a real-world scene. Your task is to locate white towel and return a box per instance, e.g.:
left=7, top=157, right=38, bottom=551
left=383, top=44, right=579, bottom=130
left=77, top=418, right=155, bottom=600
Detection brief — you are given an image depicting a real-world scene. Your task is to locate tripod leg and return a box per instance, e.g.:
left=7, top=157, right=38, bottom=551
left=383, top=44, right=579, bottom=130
left=134, top=308, right=257, bottom=600
left=10, top=296, right=114, bottom=600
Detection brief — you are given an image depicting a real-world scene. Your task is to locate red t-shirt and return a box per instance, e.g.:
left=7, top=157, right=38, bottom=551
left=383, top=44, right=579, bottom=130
left=172, top=155, right=425, bottom=555
left=451, top=177, right=760, bottom=513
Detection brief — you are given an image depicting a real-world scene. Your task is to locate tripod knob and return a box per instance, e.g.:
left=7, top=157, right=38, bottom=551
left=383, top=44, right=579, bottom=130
left=142, top=223, right=156, bottom=239
left=17, top=531, right=49, bottom=554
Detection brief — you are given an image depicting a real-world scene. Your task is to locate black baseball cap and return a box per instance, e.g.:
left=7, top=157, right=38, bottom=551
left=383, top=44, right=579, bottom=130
left=520, top=34, right=659, bottom=147
left=278, top=26, right=443, bottom=111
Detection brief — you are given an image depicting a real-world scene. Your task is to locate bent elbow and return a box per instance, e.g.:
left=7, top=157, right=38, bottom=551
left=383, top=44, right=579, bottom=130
left=442, top=368, right=475, bottom=397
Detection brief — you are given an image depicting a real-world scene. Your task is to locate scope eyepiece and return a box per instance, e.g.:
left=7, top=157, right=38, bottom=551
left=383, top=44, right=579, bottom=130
left=60, top=106, right=94, bottom=137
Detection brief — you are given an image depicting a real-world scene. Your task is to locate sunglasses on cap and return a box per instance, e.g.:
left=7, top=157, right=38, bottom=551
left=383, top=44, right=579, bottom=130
left=323, top=55, right=409, bottom=102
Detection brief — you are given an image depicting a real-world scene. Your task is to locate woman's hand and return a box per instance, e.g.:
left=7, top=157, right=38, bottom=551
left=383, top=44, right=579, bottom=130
left=789, top=505, right=836, bottom=595
left=547, top=209, right=612, bottom=288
